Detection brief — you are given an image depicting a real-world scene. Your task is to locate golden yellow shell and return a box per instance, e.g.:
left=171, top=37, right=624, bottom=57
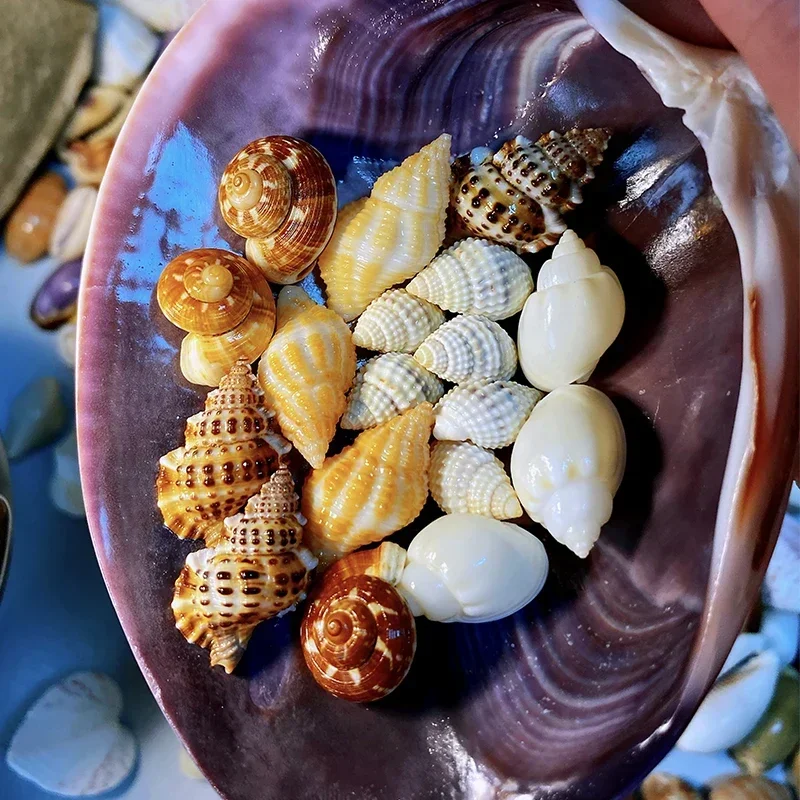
left=319, top=134, right=451, bottom=321
left=301, top=403, right=433, bottom=566
left=258, top=286, right=356, bottom=468
left=156, top=360, right=289, bottom=545
left=301, top=573, right=416, bottom=702
left=219, top=136, right=337, bottom=284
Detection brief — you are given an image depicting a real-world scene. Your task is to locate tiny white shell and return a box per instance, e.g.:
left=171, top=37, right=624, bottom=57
left=414, top=314, right=517, bottom=383
left=430, top=441, right=521, bottom=520
left=677, top=650, right=781, bottom=753
left=94, top=4, right=160, bottom=90
left=49, top=186, right=98, bottom=263
left=433, top=379, right=541, bottom=450
left=50, top=429, right=85, bottom=517
left=341, top=353, right=444, bottom=430
left=116, top=0, right=204, bottom=32
left=352, top=289, right=445, bottom=353
left=6, top=672, right=136, bottom=797
left=406, top=238, right=533, bottom=320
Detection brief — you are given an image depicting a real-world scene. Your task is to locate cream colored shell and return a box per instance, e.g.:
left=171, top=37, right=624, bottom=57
left=406, top=237, right=533, bottom=320
left=510, top=384, right=626, bottom=558
left=430, top=441, right=521, bottom=520
left=433, top=379, right=541, bottom=450
left=352, top=289, right=445, bottom=353
left=517, top=230, right=625, bottom=392
left=341, top=353, right=444, bottom=430
left=414, top=314, right=517, bottom=384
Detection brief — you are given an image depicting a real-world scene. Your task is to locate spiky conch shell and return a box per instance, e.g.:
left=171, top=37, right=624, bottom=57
left=218, top=136, right=337, bottom=285
left=319, top=134, right=451, bottom=321
left=340, top=353, right=444, bottom=430
left=156, top=359, right=290, bottom=545
left=352, top=289, right=445, bottom=353
left=433, top=379, right=541, bottom=450
left=414, top=314, right=517, bottom=384
left=430, top=441, right=521, bottom=520
left=172, top=466, right=318, bottom=673
left=302, top=403, right=433, bottom=567
left=258, top=286, right=356, bottom=468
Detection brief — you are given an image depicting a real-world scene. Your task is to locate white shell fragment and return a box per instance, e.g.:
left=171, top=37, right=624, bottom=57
left=94, top=3, right=160, bottom=90
left=511, top=384, right=626, bottom=558
left=49, top=186, right=98, bottom=263
left=407, top=238, right=533, bottom=320
left=340, top=353, right=444, bottom=430
left=50, top=429, right=85, bottom=517
left=4, top=377, right=68, bottom=461
left=433, top=379, right=541, bottom=449
left=397, top=514, right=548, bottom=622
left=414, top=315, right=517, bottom=384
left=764, top=515, right=800, bottom=613
left=430, top=441, right=521, bottom=520
left=117, top=0, right=204, bottom=32
left=517, top=229, right=625, bottom=391
left=58, top=322, right=78, bottom=369
left=352, top=289, right=445, bottom=353
left=6, top=672, right=136, bottom=797
left=677, top=650, right=781, bottom=753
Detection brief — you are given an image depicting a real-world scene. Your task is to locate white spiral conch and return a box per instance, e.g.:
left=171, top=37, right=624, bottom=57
left=510, top=385, right=626, bottom=558
left=517, top=229, right=625, bottom=392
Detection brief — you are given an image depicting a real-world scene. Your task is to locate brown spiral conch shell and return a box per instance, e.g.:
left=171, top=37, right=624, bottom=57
left=300, top=550, right=416, bottom=702
left=172, top=465, right=318, bottom=674
left=218, top=136, right=337, bottom=284
left=156, top=359, right=290, bottom=545
left=156, top=248, right=276, bottom=386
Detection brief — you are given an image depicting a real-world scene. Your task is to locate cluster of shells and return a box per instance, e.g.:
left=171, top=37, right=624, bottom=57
left=155, top=127, right=632, bottom=701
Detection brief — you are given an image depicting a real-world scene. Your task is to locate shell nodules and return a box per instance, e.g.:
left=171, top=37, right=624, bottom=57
left=301, top=573, right=416, bottom=702
left=220, top=136, right=337, bottom=284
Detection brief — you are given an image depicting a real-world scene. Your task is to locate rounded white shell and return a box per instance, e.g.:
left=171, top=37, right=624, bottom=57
left=352, top=288, right=445, bottom=353
left=510, top=384, right=626, bottom=558
left=414, top=314, right=517, bottom=383
left=93, top=3, right=159, bottom=90
left=517, top=229, right=625, bottom=392
left=430, top=441, right=521, bottom=520
left=341, top=353, right=444, bottom=430
left=49, top=186, right=97, bottom=263
left=406, top=238, right=533, bottom=320
left=396, top=514, right=548, bottom=622
left=433, top=379, right=541, bottom=449
left=6, top=672, right=136, bottom=797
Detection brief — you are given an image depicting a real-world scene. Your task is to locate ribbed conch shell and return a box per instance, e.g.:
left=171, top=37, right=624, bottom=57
left=511, top=385, right=626, bottom=558
left=639, top=774, right=702, bottom=800
left=708, top=776, right=794, bottom=800
left=156, top=360, right=289, bottom=544
left=433, top=379, right=541, bottom=450
left=301, top=566, right=416, bottom=702
left=302, top=403, right=433, bottom=566
left=352, top=289, right=445, bottom=353
left=450, top=148, right=562, bottom=253
left=257, top=286, right=356, bottom=468
left=340, top=353, right=443, bottom=430
left=319, top=134, right=451, bottom=321
left=492, top=128, right=611, bottom=213
left=172, top=466, right=318, bottom=674
left=219, top=137, right=337, bottom=284
left=156, top=248, right=276, bottom=386
left=430, top=441, right=521, bottom=520
left=414, top=314, right=517, bottom=384
left=517, top=229, right=625, bottom=391
left=407, top=237, right=533, bottom=320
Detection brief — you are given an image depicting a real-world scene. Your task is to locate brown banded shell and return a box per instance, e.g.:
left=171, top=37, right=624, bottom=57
left=708, top=776, right=794, bottom=800
left=639, top=773, right=702, bottom=800
left=219, top=136, right=337, bottom=284
left=301, top=573, right=416, bottom=702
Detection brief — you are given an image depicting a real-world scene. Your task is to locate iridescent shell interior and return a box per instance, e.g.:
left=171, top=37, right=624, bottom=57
left=76, top=0, right=794, bottom=798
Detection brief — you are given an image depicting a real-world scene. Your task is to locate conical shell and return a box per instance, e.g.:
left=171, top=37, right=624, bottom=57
left=430, top=441, right=521, bottom=520
left=156, top=360, right=289, bottom=544
left=172, top=466, right=318, bottom=673
left=352, top=289, right=445, bottom=353
left=302, top=403, right=434, bottom=566
left=319, top=135, right=451, bottom=321
left=433, top=379, right=541, bottom=450
left=414, top=315, right=517, bottom=383
left=407, top=238, right=533, bottom=321
left=341, top=353, right=443, bottom=430
left=258, top=286, right=356, bottom=468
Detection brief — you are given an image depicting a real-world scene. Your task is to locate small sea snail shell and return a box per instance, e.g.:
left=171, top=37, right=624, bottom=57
left=219, top=136, right=337, bottom=284
left=301, top=574, right=416, bottom=703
